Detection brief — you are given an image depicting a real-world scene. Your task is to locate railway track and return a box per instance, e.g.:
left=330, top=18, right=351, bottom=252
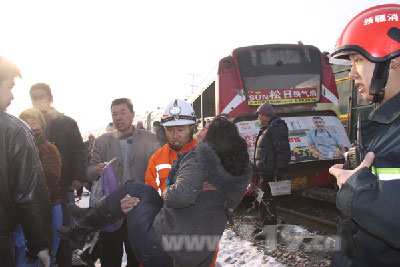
left=232, top=194, right=339, bottom=266
left=275, top=194, right=339, bottom=234
left=234, top=194, right=340, bottom=235
left=276, top=206, right=338, bottom=235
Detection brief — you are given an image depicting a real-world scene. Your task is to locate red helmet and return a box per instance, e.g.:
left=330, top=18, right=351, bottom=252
left=331, top=4, right=400, bottom=62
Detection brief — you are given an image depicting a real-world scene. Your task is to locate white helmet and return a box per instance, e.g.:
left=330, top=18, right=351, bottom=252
left=161, top=99, right=196, bottom=127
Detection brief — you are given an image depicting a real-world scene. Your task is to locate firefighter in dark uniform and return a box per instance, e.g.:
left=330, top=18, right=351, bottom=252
left=253, top=102, right=291, bottom=239
left=329, top=4, right=400, bottom=266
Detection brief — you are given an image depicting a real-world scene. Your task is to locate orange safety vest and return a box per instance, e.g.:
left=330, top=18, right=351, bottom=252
left=145, top=138, right=219, bottom=267
left=145, top=139, right=197, bottom=196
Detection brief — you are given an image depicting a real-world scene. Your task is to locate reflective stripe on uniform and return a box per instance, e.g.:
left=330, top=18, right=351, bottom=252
left=371, top=166, right=400, bottom=181
left=155, top=163, right=172, bottom=186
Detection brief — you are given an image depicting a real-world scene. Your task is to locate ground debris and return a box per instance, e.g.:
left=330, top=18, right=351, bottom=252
left=229, top=196, right=334, bottom=267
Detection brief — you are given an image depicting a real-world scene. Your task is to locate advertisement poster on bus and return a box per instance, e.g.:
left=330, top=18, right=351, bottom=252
left=247, top=88, right=318, bottom=106
left=235, top=116, right=351, bottom=163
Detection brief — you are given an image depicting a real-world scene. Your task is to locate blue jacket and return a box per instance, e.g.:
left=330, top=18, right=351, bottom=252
left=332, top=92, right=400, bottom=267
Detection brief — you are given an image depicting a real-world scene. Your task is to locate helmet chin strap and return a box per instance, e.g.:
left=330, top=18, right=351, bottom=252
left=169, top=145, right=183, bottom=151
left=369, top=60, right=390, bottom=103
left=168, top=136, right=194, bottom=152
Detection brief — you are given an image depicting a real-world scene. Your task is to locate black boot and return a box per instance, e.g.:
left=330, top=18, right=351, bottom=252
left=57, top=198, right=122, bottom=249
left=67, top=203, right=89, bottom=219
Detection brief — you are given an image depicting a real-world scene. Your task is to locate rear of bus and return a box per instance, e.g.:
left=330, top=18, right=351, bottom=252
left=216, top=44, right=351, bottom=192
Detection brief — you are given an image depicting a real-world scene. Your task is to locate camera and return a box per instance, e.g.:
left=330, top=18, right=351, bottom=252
left=343, top=114, right=366, bottom=170
left=343, top=146, right=365, bottom=170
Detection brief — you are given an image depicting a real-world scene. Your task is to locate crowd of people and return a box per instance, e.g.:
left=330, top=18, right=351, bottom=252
left=1, top=3, right=400, bottom=267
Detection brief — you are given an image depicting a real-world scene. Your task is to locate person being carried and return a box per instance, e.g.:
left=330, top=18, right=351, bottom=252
left=145, top=99, right=220, bottom=266
left=57, top=116, right=252, bottom=267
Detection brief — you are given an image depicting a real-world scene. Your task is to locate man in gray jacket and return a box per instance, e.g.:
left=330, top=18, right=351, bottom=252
left=86, top=98, right=160, bottom=266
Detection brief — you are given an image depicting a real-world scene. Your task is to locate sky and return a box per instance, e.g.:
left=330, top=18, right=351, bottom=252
left=1, top=0, right=393, bottom=136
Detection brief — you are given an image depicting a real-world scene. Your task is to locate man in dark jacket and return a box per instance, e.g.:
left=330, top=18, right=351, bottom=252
left=0, top=55, right=52, bottom=266
left=30, top=82, right=87, bottom=267
left=253, top=102, right=290, bottom=237
left=329, top=4, right=400, bottom=266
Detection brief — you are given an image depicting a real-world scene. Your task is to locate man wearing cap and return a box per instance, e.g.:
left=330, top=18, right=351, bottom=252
left=253, top=102, right=290, bottom=239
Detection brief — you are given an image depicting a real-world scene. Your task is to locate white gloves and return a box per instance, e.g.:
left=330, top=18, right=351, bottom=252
left=37, top=249, right=51, bottom=267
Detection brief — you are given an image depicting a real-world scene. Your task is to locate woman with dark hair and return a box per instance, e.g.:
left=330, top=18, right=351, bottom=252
left=58, top=116, right=251, bottom=267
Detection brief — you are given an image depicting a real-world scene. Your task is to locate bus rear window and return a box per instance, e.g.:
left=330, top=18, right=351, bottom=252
left=237, top=47, right=322, bottom=105
left=259, top=48, right=302, bottom=65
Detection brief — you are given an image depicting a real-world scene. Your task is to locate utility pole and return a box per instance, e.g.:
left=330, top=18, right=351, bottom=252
left=185, top=73, right=200, bottom=96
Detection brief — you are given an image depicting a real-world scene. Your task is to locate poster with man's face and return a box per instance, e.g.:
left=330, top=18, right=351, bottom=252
left=235, top=115, right=351, bottom=163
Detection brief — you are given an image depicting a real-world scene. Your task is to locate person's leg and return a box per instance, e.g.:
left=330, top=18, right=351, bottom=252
left=92, top=239, right=103, bottom=263
left=0, top=237, right=16, bottom=267
left=67, top=202, right=89, bottom=218
left=58, top=180, right=171, bottom=267
left=12, top=224, right=38, bottom=267
left=124, top=181, right=173, bottom=267
left=77, top=187, right=83, bottom=201
left=79, top=238, right=102, bottom=266
left=124, top=241, right=140, bottom=267
left=99, top=230, right=123, bottom=267
left=57, top=185, right=128, bottom=249
left=254, top=181, right=277, bottom=240
left=13, top=224, right=27, bottom=266
left=56, top=190, right=74, bottom=267
left=259, top=182, right=277, bottom=226
left=51, top=204, right=63, bottom=266
left=60, top=179, right=156, bottom=228
left=123, top=225, right=140, bottom=267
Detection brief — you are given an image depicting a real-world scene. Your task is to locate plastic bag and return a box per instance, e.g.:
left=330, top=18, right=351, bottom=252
left=89, top=158, right=123, bottom=232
